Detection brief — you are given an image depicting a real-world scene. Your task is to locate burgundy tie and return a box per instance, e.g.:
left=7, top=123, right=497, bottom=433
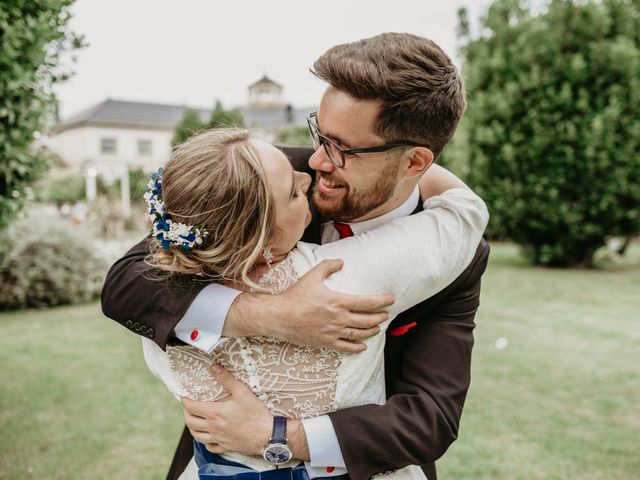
left=333, top=222, right=354, bottom=239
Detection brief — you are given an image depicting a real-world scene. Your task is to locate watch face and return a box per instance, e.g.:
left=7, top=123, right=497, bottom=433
left=263, top=443, right=292, bottom=464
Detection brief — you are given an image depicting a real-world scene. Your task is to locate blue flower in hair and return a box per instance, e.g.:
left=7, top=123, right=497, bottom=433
left=144, top=168, right=208, bottom=251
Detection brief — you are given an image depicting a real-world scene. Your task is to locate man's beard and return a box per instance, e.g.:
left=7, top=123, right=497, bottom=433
left=312, top=160, right=400, bottom=222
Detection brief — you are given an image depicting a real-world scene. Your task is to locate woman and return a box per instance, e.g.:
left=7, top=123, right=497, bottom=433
left=142, top=128, right=488, bottom=479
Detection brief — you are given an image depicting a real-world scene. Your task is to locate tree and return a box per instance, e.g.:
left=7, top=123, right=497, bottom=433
left=0, top=0, right=84, bottom=230
left=171, top=108, right=205, bottom=147
left=460, top=0, right=640, bottom=267
left=206, top=100, right=244, bottom=129
left=274, top=126, right=313, bottom=147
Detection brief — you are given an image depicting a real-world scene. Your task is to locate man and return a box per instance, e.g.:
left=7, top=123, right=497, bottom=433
left=101, top=33, right=489, bottom=480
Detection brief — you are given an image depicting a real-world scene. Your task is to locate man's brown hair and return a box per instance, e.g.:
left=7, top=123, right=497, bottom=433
left=312, top=32, right=466, bottom=159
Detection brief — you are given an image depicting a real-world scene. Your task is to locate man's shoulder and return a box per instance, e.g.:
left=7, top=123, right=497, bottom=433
left=456, top=238, right=490, bottom=286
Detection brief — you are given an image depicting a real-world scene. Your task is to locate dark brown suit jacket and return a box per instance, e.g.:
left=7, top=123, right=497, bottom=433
left=101, top=147, right=490, bottom=480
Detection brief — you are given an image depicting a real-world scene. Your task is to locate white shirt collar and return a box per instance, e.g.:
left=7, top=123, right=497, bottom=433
left=323, top=186, right=420, bottom=235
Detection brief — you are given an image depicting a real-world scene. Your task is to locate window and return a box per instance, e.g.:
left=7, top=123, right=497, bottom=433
left=101, top=137, right=117, bottom=154
left=137, top=139, right=152, bottom=156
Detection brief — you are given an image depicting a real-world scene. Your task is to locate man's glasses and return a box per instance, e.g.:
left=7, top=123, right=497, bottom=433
left=306, top=111, right=429, bottom=168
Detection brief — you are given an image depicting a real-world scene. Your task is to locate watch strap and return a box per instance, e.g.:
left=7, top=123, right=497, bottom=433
left=271, top=416, right=287, bottom=444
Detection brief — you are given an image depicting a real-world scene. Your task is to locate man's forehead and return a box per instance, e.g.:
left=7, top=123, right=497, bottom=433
left=317, top=91, right=384, bottom=146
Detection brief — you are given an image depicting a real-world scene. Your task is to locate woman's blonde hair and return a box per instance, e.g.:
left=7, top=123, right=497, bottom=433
left=146, top=128, right=275, bottom=290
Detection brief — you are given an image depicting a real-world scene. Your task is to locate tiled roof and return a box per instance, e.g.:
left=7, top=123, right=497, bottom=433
left=241, top=106, right=316, bottom=129
left=56, top=99, right=316, bottom=131
left=60, top=99, right=210, bottom=129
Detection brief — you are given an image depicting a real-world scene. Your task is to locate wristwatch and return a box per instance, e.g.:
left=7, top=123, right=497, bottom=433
left=262, top=416, right=293, bottom=465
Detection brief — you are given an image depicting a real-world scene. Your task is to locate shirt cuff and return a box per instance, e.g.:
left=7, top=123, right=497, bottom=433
left=302, top=415, right=347, bottom=478
left=173, top=283, right=241, bottom=354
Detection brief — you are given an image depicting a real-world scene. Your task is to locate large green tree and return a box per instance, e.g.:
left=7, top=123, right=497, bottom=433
left=0, top=0, right=83, bottom=229
left=171, top=101, right=245, bottom=148
left=171, top=108, right=205, bottom=147
left=206, top=100, right=244, bottom=130
left=461, top=0, right=640, bottom=266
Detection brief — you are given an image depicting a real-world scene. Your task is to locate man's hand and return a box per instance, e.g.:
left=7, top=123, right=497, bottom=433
left=182, top=365, right=310, bottom=460
left=224, top=260, right=394, bottom=353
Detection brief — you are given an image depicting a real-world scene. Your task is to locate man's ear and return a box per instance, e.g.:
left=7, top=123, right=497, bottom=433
left=402, top=147, right=434, bottom=178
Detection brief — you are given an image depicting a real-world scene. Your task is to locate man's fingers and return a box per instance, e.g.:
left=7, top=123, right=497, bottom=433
left=205, top=443, right=227, bottom=455
left=342, top=293, right=395, bottom=313
left=345, top=325, right=381, bottom=341
left=346, top=312, right=388, bottom=330
left=190, top=430, right=217, bottom=445
left=183, top=411, right=210, bottom=432
left=333, top=339, right=368, bottom=353
left=210, top=364, right=245, bottom=395
left=308, top=259, right=344, bottom=280
left=181, top=397, right=213, bottom=418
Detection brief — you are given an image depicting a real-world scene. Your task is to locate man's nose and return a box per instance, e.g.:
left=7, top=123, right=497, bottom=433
left=309, top=146, right=335, bottom=173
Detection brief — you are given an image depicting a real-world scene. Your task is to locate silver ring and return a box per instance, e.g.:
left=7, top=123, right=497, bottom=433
left=348, top=328, right=354, bottom=341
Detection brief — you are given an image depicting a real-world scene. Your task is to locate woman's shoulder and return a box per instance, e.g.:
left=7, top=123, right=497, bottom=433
left=289, top=242, right=319, bottom=276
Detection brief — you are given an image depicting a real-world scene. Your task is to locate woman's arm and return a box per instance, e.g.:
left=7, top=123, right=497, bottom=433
left=419, top=163, right=469, bottom=199
left=309, top=188, right=489, bottom=317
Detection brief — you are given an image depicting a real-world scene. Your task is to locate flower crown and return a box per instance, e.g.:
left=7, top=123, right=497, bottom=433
left=144, top=168, right=208, bottom=251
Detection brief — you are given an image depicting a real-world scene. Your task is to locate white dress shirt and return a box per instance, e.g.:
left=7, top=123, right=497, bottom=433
left=173, top=186, right=421, bottom=476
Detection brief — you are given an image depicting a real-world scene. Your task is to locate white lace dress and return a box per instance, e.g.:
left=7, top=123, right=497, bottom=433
left=142, top=188, right=489, bottom=480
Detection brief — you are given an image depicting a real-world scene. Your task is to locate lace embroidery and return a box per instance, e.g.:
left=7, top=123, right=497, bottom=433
left=167, top=254, right=341, bottom=419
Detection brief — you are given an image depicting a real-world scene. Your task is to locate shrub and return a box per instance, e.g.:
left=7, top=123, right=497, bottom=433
left=460, top=0, right=640, bottom=266
left=0, top=218, right=107, bottom=309
left=0, top=0, right=84, bottom=229
left=274, top=126, right=313, bottom=148
left=34, top=168, right=85, bottom=204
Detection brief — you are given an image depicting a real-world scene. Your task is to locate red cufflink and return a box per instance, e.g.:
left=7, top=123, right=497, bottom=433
left=190, top=329, right=199, bottom=341
left=326, top=467, right=335, bottom=473
left=389, top=321, right=417, bottom=337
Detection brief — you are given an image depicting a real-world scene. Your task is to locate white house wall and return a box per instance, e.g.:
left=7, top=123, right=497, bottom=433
left=43, top=125, right=172, bottom=182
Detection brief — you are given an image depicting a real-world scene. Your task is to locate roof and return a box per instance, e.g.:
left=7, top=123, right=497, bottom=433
left=56, top=99, right=210, bottom=132
left=241, top=106, right=316, bottom=129
left=54, top=99, right=316, bottom=132
left=248, top=75, right=282, bottom=89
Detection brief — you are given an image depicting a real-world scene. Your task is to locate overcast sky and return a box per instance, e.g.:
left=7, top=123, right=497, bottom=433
left=56, top=0, right=495, bottom=119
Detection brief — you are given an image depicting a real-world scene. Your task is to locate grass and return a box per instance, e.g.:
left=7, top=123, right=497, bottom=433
left=438, top=243, right=640, bottom=480
left=0, top=303, right=182, bottom=479
left=1, top=243, right=639, bottom=479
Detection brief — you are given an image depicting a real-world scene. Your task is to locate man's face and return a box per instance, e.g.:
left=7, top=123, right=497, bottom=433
left=308, top=88, right=402, bottom=222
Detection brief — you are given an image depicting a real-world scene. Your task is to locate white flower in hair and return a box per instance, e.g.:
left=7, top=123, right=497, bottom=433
left=145, top=168, right=208, bottom=250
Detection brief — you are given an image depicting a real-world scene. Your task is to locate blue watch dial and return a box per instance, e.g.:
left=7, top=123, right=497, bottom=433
left=263, top=443, right=292, bottom=464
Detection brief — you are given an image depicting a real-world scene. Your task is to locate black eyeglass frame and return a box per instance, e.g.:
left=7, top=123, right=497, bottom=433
left=306, top=111, right=430, bottom=168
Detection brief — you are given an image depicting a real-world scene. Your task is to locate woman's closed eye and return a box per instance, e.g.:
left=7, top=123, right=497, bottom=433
left=293, top=185, right=303, bottom=198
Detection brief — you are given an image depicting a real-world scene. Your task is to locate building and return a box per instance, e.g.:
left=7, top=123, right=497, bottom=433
left=41, top=76, right=315, bottom=210
left=44, top=100, right=205, bottom=184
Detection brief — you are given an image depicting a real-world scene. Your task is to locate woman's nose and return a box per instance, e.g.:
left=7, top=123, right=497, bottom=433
left=301, top=172, right=312, bottom=194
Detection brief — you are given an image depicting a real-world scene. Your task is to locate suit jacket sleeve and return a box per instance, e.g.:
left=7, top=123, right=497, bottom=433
left=328, top=241, right=490, bottom=479
left=100, top=238, right=205, bottom=349
left=101, top=147, right=315, bottom=350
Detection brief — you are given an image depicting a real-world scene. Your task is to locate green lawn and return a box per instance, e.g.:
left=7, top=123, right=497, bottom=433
left=1, top=243, right=639, bottom=479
